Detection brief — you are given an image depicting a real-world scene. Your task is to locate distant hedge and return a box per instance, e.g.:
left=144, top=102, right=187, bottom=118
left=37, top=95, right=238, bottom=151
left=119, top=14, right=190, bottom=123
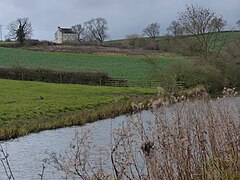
left=0, top=67, right=110, bottom=85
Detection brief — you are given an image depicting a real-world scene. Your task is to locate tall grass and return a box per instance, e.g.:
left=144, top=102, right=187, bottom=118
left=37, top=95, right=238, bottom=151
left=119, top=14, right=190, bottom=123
left=49, top=97, right=240, bottom=179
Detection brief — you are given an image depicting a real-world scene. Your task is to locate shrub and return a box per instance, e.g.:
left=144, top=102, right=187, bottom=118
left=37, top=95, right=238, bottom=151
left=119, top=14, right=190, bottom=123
left=0, top=67, right=110, bottom=85
left=152, top=61, right=224, bottom=93
left=208, top=39, right=240, bottom=88
left=123, top=34, right=146, bottom=49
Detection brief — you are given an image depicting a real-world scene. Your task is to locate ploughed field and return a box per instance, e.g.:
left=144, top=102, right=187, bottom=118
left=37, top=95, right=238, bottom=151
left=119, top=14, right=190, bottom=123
left=0, top=47, right=186, bottom=81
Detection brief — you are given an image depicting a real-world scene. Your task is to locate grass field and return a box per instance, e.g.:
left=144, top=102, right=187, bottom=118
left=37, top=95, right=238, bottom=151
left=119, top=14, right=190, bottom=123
left=0, top=79, right=156, bottom=139
left=0, top=41, right=17, bottom=45
left=0, top=47, right=186, bottom=81
left=107, top=31, right=240, bottom=45
left=0, top=79, right=155, bottom=125
left=0, top=46, right=182, bottom=139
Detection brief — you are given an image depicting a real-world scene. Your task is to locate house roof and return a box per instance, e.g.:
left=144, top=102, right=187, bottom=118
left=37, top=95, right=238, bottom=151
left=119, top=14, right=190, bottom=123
left=58, top=27, right=75, bottom=34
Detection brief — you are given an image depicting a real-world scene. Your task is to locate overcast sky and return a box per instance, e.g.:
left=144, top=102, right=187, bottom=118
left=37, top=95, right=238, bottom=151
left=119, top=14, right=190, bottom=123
left=0, top=0, right=239, bottom=41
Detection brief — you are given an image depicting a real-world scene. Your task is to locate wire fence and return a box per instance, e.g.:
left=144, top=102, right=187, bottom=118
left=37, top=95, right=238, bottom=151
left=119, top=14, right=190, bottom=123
left=106, top=78, right=185, bottom=89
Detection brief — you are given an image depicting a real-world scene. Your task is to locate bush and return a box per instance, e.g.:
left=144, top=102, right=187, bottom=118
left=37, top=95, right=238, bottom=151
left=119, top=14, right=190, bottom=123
left=23, top=40, right=55, bottom=47
left=0, top=67, right=110, bottom=85
left=150, top=61, right=224, bottom=93
left=207, top=39, right=240, bottom=88
left=175, top=63, right=223, bottom=92
left=159, top=36, right=204, bottom=56
left=123, top=34, right=146, bottom=49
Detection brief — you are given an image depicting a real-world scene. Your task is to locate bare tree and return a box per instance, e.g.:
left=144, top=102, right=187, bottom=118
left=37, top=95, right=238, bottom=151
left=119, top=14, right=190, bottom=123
left=237, top=20, right=240, bottom=29
left=7, top=18, right=33, bottom=44
left=84, top=17, right=108, bottom=43
left=143, top=22, right=160, bottom=39
left=71, top=24, right=85, bottom=42
left=167, top=20, right=184, bottom=36
left=168, top=5, right=227, bottom=58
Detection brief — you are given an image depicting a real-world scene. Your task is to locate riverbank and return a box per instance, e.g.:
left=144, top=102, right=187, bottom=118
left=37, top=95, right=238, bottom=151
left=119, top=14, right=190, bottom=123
left=2, top=97, right=239, bottom=179
left=0, top=79, right=156, bottom=140
left=0, top=96, right=152, bottom=140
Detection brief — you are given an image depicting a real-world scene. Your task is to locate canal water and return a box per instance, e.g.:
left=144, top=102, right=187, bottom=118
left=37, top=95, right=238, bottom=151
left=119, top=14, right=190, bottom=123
left=0, top=110, right=154, bottom=180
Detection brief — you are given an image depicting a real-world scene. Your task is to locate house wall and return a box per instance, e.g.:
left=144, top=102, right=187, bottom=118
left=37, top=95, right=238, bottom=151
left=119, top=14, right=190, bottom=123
left=54, top=30, right=63, bottom=44
left=54, top=29, right=78, bottom=44
left=62, top=34, right=78, bottom=43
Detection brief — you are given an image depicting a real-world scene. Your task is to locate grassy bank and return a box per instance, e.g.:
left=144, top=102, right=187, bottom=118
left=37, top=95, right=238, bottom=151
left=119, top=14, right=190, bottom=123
left=0, top=79, right=156, bottom=140
left=0, top=47, right=186, bottom=81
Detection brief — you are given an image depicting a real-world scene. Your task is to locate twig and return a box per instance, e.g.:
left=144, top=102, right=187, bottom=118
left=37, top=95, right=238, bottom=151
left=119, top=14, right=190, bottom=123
left=38, top=163, right=46, bottom=180
left=0, top=144, right=15, bottom=180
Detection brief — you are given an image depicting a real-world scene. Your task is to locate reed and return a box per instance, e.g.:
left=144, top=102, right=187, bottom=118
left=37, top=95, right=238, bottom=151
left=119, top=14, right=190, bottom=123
left=49, top=97, right=240, bottom=179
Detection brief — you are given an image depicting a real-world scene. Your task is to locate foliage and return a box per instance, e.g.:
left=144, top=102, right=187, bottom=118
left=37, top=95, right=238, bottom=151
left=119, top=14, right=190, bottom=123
left=122, top=34, right=160, bottom=50
left=144, top=31, right=240, bottom=94
left=208, top=37, right=240, bottom=88
left=0, top=67, right=109, bottom=85
left=171, top=63, right=223, bottom=93
left=123, top=34, right=144, bottom=48
left=145, top=56, right=225, bottom=93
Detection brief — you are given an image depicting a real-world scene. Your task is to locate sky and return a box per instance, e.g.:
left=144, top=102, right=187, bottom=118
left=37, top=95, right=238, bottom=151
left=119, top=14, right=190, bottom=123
left=0, top=0, right=239, bottom=41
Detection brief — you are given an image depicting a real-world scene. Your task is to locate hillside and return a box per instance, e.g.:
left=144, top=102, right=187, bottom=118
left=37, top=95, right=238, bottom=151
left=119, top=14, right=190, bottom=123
left=0, top=47, right=187, bottom=82
left=107, top=30, right=240, bottom=46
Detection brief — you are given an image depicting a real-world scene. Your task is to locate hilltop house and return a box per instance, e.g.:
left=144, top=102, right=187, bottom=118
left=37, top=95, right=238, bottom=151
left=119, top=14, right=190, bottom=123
left=54, top=27, right=78, bottom=44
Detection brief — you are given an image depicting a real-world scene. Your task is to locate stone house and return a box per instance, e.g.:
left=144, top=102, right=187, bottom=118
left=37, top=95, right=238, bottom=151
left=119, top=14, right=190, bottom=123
left=54, top=27, right=78, bottom=44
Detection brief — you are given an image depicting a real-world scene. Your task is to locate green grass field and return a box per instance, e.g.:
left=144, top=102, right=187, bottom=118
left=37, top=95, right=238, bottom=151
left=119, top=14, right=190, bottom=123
left=0, top=46, right=183, bottom=139
left=0, top=41, right=17, bottom=45
left=0, top=79, right=155, bottom=125
left=107, top=31, right=240, bottom=45
left=0, top=47, right=186, bottom=81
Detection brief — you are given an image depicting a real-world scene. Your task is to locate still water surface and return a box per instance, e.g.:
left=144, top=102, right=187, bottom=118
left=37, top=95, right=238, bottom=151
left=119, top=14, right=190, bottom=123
left=0, top=111, right=154, bottom=180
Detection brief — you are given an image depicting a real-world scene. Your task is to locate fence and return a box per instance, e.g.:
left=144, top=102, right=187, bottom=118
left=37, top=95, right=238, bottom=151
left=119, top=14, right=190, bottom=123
left=106, top=78, right=185, bottom=89
left=128, top=80, right=185, bottom=89
left=0, top=67, right=185, bottom=89
left=105, top=78, right=128, bottom=87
